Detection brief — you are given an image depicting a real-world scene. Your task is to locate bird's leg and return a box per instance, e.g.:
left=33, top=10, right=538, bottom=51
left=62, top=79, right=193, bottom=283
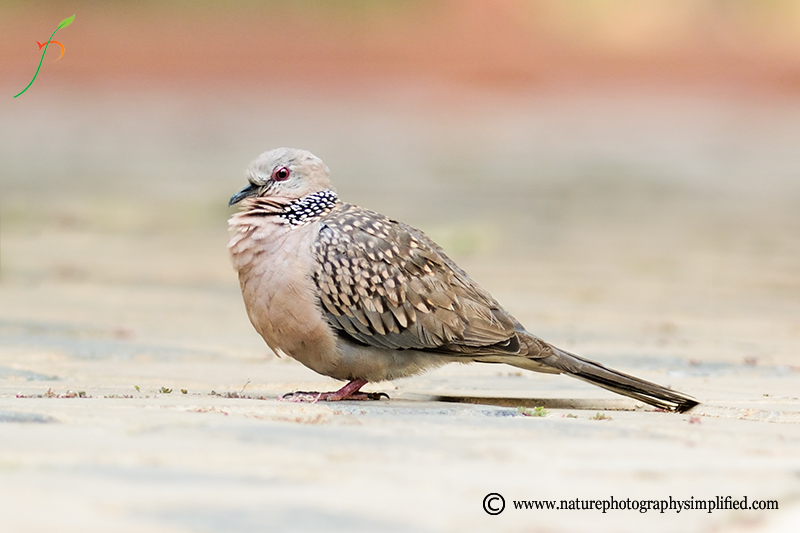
left=280, top=379, right=389, bottom=403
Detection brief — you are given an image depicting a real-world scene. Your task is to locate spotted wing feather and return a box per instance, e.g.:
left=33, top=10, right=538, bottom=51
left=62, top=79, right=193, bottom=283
left=313, top=204, right=520, bottom=355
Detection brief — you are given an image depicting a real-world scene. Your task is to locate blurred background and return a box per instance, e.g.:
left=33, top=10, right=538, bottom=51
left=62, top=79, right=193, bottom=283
left=1, top=0, right=799, bottom=366
left=2, top=2, right=800, bottom=532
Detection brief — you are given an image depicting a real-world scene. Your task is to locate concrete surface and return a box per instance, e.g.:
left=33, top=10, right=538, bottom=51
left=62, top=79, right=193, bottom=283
left=1, top=87, right=799, bottom=532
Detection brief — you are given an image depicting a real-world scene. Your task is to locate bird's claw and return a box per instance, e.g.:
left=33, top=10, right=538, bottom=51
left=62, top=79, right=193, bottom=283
left=279, top=390, right=389, bottom=402
left=362, top=391, right=390, bottom=400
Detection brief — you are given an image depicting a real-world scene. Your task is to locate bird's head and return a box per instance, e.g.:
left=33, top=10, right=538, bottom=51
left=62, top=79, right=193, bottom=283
left=229, top=148, right=333, bottom=207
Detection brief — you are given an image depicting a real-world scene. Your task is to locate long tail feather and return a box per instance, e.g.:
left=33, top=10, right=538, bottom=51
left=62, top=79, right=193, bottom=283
left=548, top=347, right=698, bottom=412
left=507, top=334, right=699, bottom=412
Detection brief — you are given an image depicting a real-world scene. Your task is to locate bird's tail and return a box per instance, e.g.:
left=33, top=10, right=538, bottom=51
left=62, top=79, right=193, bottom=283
left=509, top=334, right=698, bottom=413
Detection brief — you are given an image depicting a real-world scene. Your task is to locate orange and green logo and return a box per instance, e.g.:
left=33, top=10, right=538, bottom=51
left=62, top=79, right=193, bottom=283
left=14, top=14, right=75, bottom=98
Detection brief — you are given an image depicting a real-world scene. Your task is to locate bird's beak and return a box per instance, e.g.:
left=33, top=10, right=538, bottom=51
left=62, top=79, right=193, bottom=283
left=229, top=183, right=258, bottom=206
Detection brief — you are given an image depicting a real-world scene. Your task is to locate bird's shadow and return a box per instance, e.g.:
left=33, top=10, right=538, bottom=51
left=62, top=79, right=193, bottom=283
left=432, top=395, right=657, bottom=411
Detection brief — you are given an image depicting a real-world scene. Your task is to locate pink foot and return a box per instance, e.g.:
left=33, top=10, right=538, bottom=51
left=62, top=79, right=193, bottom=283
left=279, top=379, right=389, bottom=403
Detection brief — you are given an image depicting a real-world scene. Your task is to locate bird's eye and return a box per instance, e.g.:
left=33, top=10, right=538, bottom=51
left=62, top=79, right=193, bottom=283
left=272, top=166, right=291, bottom=181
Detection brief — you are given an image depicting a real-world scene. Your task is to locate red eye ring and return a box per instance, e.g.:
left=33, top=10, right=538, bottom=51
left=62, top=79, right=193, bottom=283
left=272, top=166, right=291, bottom=181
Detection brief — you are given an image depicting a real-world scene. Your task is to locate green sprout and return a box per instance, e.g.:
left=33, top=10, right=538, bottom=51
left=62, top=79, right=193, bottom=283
left=518, top=406, right=548, bottom=417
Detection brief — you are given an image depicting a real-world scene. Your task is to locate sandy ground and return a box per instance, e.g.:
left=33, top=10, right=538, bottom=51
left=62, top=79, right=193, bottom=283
left=1, top=86, right=800, bottom=532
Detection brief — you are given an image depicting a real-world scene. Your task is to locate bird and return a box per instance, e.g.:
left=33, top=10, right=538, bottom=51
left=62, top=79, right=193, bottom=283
left=228, top=148, right=698, bottom=413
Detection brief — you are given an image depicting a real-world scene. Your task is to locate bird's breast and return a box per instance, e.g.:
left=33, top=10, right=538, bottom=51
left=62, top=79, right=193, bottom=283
left=227, top=217, right=340, bottom=375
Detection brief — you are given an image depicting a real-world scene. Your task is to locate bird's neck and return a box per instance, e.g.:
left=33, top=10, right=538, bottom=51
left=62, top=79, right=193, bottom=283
left=278, top=189, right=339, bottom=225
left=232, top=189, right=339, bottom=226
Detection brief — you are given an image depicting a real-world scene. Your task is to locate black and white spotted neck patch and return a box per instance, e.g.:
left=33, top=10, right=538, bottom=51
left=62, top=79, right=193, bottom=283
left=279, top=189, right=339, bottom=225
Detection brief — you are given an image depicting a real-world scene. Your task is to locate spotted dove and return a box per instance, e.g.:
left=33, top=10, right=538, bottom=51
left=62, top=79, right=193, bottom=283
left=228, top=148, right=698, bottom=412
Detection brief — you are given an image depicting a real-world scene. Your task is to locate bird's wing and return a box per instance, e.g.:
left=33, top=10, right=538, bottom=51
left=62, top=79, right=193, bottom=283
left=312, top=204, right=520, bottom=354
